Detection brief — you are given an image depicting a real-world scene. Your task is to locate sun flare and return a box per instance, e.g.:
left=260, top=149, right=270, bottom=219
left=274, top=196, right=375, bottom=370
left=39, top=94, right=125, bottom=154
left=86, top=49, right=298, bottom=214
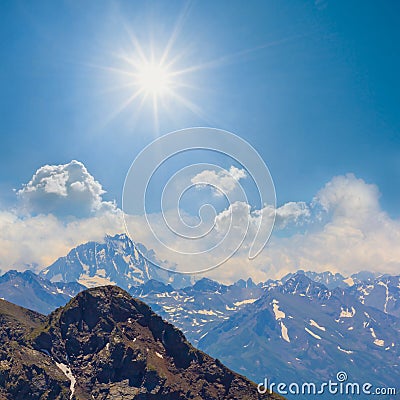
left=99, top=20, right=207, bottom=131
left=136, top=62, right=171, bottom=97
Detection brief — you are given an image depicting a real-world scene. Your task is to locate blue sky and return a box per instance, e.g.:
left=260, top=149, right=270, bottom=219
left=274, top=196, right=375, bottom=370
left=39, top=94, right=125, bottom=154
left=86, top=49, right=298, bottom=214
left=1, top=0, right=399, bottom=214
left=0, top=1, right=399, bottom=279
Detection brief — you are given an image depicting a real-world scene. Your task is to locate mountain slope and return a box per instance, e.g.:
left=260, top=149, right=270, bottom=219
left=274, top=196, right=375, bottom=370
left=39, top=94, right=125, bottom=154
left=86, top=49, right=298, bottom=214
left=130, top=277, right=264, bottom=345
left=0, top=299, right=71, bottom=399
left=0, top=270, right=85, bottom=314
left=40, top=234, right=192, bottom=290
left=349, top=274, right=400, bottom=318
left=199, top=274, right=400, bottom=392
left=1, top=286, right=282, bottom=399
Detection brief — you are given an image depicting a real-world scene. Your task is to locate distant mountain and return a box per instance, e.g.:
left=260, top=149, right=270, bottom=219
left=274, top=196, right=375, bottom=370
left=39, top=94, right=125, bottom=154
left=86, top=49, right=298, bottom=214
left=0, top=268, right=266, bottom=346
left=40, top=233, right=193, bottom=290
left=129, top=277, right=265, bottom=345
left=198, top=273, right=400, bottom=396
left=0, top=270, right=85, bottom=314
left=0, top=286, right=283, bottom=399
left=130, top=279, right=175, bottom=297
left=350, top=270, right=379, bottom=284
left=349, top=274, right=400, bottom=318
left=3, top=231, right=399, bottom=398
left=297, top=270, right=400, bottom=318
left=281, top=270, right=350, bottom=289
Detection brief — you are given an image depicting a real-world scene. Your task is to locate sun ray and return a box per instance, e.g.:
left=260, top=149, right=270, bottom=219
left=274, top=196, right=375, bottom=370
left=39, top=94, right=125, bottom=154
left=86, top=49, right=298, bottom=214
left=160, top=1, right=193, bottom=66
left=89, top=5, right=309, bottom=132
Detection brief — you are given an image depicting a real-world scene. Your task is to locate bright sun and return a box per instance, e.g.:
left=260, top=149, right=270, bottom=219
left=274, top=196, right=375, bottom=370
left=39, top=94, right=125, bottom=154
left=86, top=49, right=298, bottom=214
left=136, top=62, right=171, bottom=96
left=101, top=27, right=203, bottom=131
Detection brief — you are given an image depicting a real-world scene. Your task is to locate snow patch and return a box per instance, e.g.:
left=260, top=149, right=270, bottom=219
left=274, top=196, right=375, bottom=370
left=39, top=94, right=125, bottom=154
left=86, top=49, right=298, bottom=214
left=77, top=274, right=115, bottom=288
left=233, top=298, right=258, bottom=307
left=198, top=309, right=217, bottom=316
left=305, top=327, right=321, bottom=340
left=280, top=321, right=290, bottom=343
left=343, top=277, right=354, bottom=287
left=56, top=362, right=76, bottom=399
left=370, top=328, right=385, bottom=347
left=199, top=332, right=208, bottom=340
left=96, top=268, right=107, bottom=277
left=338, top=346, right=353, bottom=354
left=309, top=319, right=326, bottom=331
left=377, top=281, right=389, bottom=314
left=272, top=299, right=286, bottom=320
left=340, top=306, right=356, bottom=318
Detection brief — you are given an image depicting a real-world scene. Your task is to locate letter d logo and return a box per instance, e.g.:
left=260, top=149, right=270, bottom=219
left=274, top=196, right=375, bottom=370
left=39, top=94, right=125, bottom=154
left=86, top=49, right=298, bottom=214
left=258, top=378, right=268, bottom=394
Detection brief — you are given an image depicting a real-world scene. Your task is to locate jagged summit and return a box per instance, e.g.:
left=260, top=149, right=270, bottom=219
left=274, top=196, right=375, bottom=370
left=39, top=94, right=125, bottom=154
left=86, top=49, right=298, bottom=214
left=189, top=278, right=227, bottom=293
left=40, top=233, right=193, bottom=290
left=281, top=270, right=348, bottom=289
left=280, top=273, right=332, bottom=300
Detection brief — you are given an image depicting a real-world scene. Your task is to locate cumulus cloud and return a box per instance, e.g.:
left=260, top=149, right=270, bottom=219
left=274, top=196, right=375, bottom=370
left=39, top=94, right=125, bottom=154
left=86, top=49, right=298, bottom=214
left=0, top=160, right=123, bottom=272
left=17, top=160, right=116, bottom=218
left=261, top=201, right=311, bottom=230
left=245, top=174, right=400, bottom=281
left=123, top=199, right=311, bottom=277
left=191, top=166, right=247, bottom=197
left=1, top=164, right=399, bottom=284
left=125, top=174, right=400, bottom=283
left=312, top=173, right=381, bottom=221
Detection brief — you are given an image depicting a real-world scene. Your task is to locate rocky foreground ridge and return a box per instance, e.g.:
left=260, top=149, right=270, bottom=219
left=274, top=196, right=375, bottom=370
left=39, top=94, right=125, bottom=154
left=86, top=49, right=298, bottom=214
left=0, top=286, right=282, bottom=400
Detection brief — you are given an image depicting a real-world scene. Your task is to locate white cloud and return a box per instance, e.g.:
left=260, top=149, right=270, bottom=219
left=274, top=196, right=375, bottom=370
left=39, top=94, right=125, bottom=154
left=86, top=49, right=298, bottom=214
left=0, top=160, right=122, bottom=272
left=17, top=160, right=116, bottom=218
left=252, top=174, right=400, bottom=281
left=123, top=200, right=309, bottom=277
left=191, top=166, right=247, bottom=197
left=313, top=173, right=381, bottom=219
left=275, top=201, right=310, bottom=229
left=0, top=210, right=124, bottom=272
left=1, top=165, right=399, bottom=284
left=124, top=174, right=400, bottom=283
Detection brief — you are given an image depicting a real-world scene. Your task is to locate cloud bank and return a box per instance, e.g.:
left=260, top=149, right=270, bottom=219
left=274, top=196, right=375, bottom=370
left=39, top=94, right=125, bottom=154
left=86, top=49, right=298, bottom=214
left=127, top=173, right=400, bottom=282
left=0, top=161, right=399, bottom=284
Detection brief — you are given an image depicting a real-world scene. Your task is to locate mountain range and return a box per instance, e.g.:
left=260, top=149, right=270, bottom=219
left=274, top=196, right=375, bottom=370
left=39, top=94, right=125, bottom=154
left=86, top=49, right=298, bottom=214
left=0, top=269, right=85, bottom=314
left=199, top=273, right=399, bottom=390
left=0, top=233, right=398, bottom=398
left=0, top=286, right=281, bottom=399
